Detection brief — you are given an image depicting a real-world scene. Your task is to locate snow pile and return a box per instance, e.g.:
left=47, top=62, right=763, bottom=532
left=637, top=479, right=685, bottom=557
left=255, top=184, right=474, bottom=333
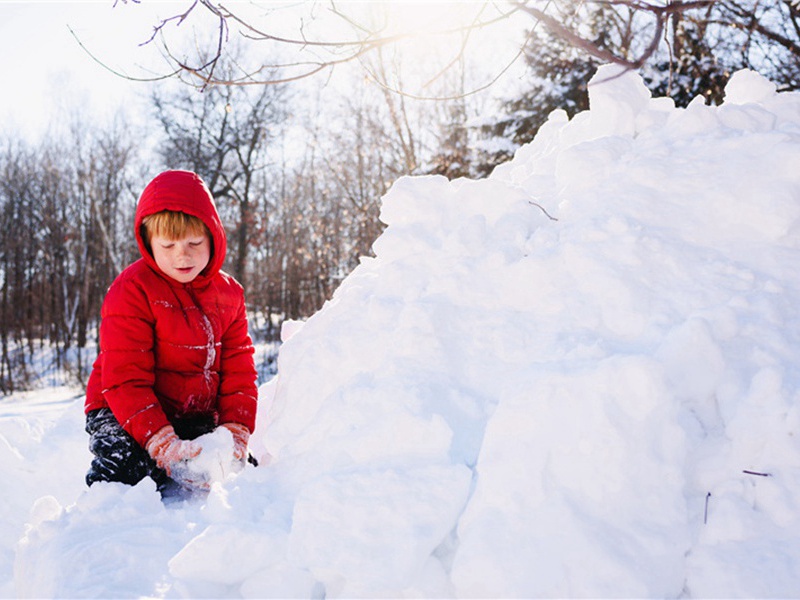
left=6, top=65, right=800, bottom=598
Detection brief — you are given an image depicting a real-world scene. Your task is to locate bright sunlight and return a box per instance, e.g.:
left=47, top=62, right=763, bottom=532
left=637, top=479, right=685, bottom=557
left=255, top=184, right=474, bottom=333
left=343, top=1, right=526, bottom=97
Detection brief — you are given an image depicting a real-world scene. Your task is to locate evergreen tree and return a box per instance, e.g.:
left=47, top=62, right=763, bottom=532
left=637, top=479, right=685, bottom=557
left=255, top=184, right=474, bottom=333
left=429, top=100, right=472, bottom=180
left=643, top=15, right=732, bottom=107
left=473, top=2, right=605, bottom=177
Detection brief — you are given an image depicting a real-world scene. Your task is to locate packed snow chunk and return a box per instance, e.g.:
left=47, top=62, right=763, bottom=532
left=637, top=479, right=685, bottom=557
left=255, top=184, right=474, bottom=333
left=173, top=426, right=242, bottom=486
left=718, top=70, right=785, bottom=132
left=717, top=102, right=778, bottom=132
left=240, top=563, right=320, bottom=599
left=169, top=523, right=287, bottom=586
left=378, top=174, right=455, bottom=227
left=665, top=93, right=725, bottom=138
left=657, top=317, right=727, bottom=402
left=724, top=69, right=778, bottom=105
left=288, top=464, right=472, bottom=597
left=266, top=372, right=458, bottom=476
left=492, top=107, right=569, bottom=188
left=280, top=318, right=305, bottom=342
left=563, top=64, right=652, bottom=143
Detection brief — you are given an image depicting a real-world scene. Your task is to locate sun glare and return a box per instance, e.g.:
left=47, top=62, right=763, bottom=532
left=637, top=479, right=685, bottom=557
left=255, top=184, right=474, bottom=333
left=344, top=1, right=522, bottom=96
left=377, top=1, right=489, bottom=37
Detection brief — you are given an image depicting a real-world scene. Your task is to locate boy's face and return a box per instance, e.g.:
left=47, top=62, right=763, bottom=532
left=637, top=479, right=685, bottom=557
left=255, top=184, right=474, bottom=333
left=150, top=233, right=211, bottom=283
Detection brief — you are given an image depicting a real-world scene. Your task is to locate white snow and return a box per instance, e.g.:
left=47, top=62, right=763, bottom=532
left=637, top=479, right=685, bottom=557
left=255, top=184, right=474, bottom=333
left=3, top=64, right=800, bottom=598
left=172, top=427, right=243, bottom=488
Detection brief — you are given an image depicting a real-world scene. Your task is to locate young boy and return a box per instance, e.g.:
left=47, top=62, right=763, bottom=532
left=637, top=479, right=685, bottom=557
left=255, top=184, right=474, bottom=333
left=84, top=170, right=258, bottom=499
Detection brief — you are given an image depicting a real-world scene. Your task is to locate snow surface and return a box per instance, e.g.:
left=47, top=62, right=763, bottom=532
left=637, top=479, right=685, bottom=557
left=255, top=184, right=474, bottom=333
left=3, top=65, right=800, bottom=598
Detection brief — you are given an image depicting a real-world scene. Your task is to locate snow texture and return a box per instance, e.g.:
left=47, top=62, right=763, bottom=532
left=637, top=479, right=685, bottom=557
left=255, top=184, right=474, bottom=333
left=172, top=426, right=243, bottom=487
left=3, top=65, right=800, bottom=598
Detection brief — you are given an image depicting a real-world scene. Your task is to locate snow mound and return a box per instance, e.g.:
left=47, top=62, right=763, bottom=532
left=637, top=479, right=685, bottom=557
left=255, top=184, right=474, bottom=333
left=10, top=65, right=800, bottom=598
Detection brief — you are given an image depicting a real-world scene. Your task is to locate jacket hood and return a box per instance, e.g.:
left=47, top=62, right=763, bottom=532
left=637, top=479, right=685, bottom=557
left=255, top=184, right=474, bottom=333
left=134, top=170, right=226, bottom=285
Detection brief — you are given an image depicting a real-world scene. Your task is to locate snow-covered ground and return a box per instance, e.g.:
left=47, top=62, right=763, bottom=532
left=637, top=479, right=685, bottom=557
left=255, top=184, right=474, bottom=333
left=3, top=65, right=800, bottom=598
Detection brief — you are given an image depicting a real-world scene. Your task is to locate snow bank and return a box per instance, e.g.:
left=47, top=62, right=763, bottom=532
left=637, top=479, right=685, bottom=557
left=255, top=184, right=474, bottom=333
left=7, top=65, right=800, bottom=598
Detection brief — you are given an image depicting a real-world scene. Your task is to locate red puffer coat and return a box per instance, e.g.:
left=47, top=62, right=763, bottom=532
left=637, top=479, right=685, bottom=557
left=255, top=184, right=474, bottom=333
left=85, top=170, right=258, bottom=447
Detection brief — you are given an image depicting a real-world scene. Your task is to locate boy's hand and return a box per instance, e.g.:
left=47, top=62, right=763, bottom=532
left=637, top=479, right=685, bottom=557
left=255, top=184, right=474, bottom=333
left=146, top=425, right=202, bottom=476
left=221, top=422, right=250, bottom=462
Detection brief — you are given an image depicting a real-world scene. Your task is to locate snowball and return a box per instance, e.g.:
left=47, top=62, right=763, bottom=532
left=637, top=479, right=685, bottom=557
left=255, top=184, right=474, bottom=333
left=174, top=427, right=242, bottom=486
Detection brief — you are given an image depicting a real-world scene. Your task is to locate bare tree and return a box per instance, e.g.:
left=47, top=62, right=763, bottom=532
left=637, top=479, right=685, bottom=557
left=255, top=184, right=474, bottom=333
left=0, top=114, right=139, bottom=392
left=151, top=55, right=290, bottom=290
left=0, top=140, right=38, bottom=391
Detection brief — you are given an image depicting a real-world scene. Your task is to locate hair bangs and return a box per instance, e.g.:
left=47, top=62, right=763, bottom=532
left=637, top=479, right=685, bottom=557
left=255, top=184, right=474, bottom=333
left=142, top=210, right=209, bottom=244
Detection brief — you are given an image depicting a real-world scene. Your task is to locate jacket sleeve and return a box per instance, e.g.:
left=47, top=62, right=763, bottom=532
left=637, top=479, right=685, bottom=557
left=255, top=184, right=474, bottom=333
left=98, top=278, right=170, bottom=447
left=217, top=290, right=258, bottom=432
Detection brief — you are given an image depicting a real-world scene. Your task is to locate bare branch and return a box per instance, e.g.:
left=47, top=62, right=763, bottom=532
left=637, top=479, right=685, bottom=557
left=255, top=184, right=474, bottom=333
left=514, top=0, right=644, bottom=68
left=119, top=0, right=530, bottom=95
left=67, top=25, right=181, bottom=83
left=85, top=0, right=798, bottom=97
left=512, top=0, right=716, bottom=70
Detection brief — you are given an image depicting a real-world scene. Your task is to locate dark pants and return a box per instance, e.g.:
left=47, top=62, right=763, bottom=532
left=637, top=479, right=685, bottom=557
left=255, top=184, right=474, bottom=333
left=85, top=408, right=215, bottom=500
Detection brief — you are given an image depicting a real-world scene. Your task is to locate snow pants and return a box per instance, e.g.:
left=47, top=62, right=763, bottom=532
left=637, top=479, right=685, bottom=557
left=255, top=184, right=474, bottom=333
left=85, top=407, right=215, bottom=499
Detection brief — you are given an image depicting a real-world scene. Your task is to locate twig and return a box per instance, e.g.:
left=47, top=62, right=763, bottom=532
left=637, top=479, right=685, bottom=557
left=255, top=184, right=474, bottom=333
left=743, top=470, right=772, bottom=477
left=529, top=200, right=558, bottom=221
left=704, top=492, right=711, bottom=524
left=140, top=0, right=201, bottom=47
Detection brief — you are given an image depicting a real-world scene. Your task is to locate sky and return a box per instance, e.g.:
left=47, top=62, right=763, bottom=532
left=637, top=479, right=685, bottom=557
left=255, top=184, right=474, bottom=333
left=0, top=1, right=173, bottom=138
left=0, top=1, right=529, bottom=140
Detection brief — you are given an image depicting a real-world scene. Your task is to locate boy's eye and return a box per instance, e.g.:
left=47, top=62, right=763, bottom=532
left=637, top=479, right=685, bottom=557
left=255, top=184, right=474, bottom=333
left=189, top=241, right=203, bottom=247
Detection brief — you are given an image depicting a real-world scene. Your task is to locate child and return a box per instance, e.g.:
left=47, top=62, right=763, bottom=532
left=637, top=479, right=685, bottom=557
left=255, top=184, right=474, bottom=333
left=84, top=170, right=258, bottom=499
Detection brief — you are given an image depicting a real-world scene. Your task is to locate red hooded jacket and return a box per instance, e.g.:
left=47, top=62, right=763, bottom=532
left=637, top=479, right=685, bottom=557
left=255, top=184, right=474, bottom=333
left=85, top=170, right=258, bottom=447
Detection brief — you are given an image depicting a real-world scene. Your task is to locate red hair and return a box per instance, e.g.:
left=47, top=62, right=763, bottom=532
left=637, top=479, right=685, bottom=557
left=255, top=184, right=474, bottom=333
left=140, top=210, right=210, bottom=252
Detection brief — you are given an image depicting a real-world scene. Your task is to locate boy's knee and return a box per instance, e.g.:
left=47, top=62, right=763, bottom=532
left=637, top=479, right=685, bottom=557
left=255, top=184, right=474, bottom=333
left=86, top=452, right=152, bottom=487
left=84, top=408, right=188, bottom=497
left=85, top=407, right=157, bottom=487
